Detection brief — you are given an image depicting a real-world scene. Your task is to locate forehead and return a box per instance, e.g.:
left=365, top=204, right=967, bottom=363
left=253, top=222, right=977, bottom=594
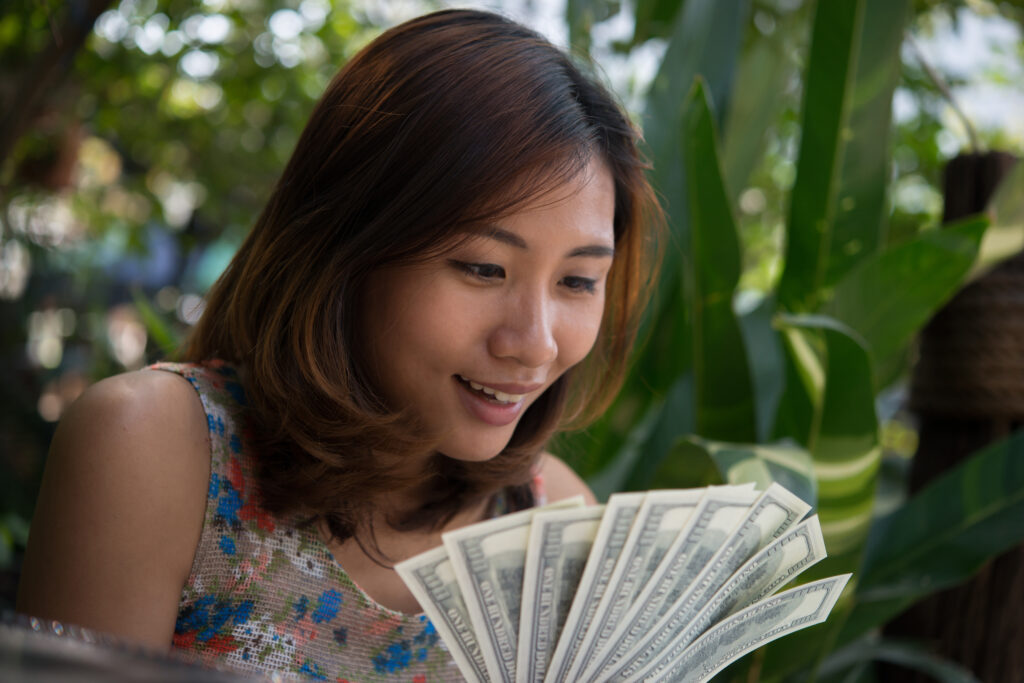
left=469, top=159, right=616, bottom=245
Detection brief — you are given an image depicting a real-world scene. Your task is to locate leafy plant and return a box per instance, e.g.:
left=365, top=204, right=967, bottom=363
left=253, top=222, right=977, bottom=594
left=563, top=0, right=1024, bottom=679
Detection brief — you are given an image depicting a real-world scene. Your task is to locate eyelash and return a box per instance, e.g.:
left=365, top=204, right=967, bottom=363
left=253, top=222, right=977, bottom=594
left=449, top=261, right=598, bottom=294
left=451, top=261, right=505, bottom=280
left=562, top=276, right=597, bottom=294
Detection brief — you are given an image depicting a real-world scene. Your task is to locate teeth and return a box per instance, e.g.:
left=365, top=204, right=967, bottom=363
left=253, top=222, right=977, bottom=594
left=461, top=376, right=526, bottom=403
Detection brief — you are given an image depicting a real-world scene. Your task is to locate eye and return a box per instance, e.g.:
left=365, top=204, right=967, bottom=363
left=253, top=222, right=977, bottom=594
left=450, top=260, right=506, bottom=281
left=561, top=276, right=598, bottom=294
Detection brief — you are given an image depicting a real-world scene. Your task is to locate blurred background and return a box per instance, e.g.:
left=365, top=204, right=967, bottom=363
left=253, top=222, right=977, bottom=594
left=2, top=0, right=1023, bottom=680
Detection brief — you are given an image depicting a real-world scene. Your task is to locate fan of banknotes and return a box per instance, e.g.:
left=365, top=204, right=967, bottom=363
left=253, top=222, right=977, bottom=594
left=396, top=482, right=850, bottom=683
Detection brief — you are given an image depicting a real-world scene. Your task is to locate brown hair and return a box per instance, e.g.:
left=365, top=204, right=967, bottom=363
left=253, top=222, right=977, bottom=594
left=182, top=9, right=662, bottom=540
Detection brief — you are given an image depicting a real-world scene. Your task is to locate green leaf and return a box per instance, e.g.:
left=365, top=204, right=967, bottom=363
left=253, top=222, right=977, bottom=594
left=737, top=293, right=785, bottom=442
left=622, top=373, right=696, bottom=491
left=633, top=271, right=692, bottom=396
left=682, top=79, right=757, bottom=442
left=973, top=157, right=1024, bottom=276
left=131, top=288, right=181, bottom=358
left=631, top=0, right=686, bottom=44
left=771, top=324, right=824, bottom=450
left=642, top=0, right=749, bottom=325
left=650, top=436, right=726, bottom=490
left=587, top=375, right=695, bottom=498
left=721, top=9, right=801, bottom=199
left=774, top=315, right=880, bottom=569
left=817, top=636, right=982, bottom=683
left=823, top=0, right=909, bottom=287
left=777, top=0, right=864, bottom=312
left=823, top=215, right=988, bottom=386
left=839, top=428, right=1024, bottom=645
left=567, top=0, right=749, bottom=479
left=559, top=293, right=691, bottom=482
left=668, top=436, right=818, bottom=508
left=812, top=329, right=879, bottom=565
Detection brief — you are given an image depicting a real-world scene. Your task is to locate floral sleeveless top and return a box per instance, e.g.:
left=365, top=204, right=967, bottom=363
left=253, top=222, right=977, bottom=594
left=152, top=361, right=546, bottom=682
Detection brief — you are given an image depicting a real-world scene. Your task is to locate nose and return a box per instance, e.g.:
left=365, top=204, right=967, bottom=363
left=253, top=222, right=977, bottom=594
left=487, top=289, right=558, bottom=368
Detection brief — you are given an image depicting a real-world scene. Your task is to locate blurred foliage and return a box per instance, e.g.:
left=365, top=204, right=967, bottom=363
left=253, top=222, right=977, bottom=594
left=0, top=0, right=417, bottom=600
left=556, top=0, right=1024, bottom=680
left=1, top=5, right=1023, bottom=677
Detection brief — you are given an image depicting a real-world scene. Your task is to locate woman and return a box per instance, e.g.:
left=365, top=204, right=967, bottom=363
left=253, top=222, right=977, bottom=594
left=17, top=9, right=662, bottom=680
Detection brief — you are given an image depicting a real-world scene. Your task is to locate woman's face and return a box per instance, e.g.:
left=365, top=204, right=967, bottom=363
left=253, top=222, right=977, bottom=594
left=362, top=158, right=616, bottom=462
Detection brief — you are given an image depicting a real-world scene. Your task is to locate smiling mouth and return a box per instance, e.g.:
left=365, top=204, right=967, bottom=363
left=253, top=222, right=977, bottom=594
left=455, top=375, right=526, bottom=404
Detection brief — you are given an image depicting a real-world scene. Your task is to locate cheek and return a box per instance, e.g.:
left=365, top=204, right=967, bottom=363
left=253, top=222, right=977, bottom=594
left=558, top=300, right=606, bottom=366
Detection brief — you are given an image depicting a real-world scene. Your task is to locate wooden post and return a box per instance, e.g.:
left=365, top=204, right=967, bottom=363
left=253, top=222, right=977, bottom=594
left=879, top=151, right=1022, bottom=682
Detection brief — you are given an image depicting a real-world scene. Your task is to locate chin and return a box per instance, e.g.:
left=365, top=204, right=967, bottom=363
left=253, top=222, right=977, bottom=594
left=438, top=433, right=515, bottom=463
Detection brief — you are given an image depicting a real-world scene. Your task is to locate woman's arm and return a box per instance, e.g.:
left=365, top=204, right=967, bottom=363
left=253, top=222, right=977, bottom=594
left=537, top=452, right=598, bottom=506
left=16, top=370, right=210, bottom=650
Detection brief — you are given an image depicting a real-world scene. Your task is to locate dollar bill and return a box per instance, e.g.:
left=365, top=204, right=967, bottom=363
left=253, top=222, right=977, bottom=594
left=601, top=515, right=827, bottom=681
left=695, top=515, right=827, bottom=629
left=597, top=483, right=811, bottom=681
left=576, top=486, right=759, bottom=680
left=398, top=484, right=848, bottom=683
left=443, top=497, right=584, bottom=683
left=394, top=544, right=490, bottom=683
left=559, top=488, right=707, bottom=682
left=632, top=573, right=852, bottom=683
left=516, top=505, right=604, bottom=683
left=541, top=492, right=645, bottom=683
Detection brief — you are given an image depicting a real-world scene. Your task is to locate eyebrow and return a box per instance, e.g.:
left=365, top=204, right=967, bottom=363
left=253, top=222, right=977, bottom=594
left=480, top=225, right=615, bottom=259
left=567, top=244, right=616, bottom=259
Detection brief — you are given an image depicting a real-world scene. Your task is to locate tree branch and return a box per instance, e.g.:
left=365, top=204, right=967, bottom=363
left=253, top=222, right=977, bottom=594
left=0, top=0, right=114, bottom=174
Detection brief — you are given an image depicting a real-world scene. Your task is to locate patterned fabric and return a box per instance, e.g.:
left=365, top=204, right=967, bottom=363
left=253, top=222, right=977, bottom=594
left=152, top=360, right=541, bottom=681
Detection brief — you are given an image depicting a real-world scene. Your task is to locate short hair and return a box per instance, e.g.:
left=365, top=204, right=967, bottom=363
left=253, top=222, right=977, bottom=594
left=182, top=9, right=663, bottom=539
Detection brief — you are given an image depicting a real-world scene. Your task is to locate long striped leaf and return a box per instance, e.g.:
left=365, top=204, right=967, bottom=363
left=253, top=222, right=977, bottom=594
left=642, top=0, right=749, bottom=329
left=771, top=323, right=823, bottom=449
left=664, top=436, right=817, bottom=509
left=777, top=0, right=864, bottom=312
left=774, top=314, right=880, bottom=571
left=682, top=79, right=757, bottom=442
left=823, top=0, right=909, bottom=286
left=737, top=293, right=785, bottom=442
left=816, top=636, right=982, bottom=683
left=758, top=315, right=880, bottom=681
left=838, top=429, right=1024, bottom=646
left=721, top=6, right=804, bottom=199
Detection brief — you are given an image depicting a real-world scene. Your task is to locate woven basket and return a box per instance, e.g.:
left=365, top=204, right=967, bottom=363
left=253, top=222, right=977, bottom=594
left=910, top=251, right=1024, bottom=417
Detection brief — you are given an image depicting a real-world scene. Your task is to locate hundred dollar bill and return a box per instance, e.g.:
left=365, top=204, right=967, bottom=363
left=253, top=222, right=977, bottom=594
left=394, top=544, right=490, bottom=683
left=596, top=483, right=810, bottom=681
left=542, top=492, right=645, bottom=683
left=516, top=505, right=604, bottom=683
left=601, top=515, right=827, bottom=681
left=443, top=496, right=584, bottom=683
left=633, top=573, right=852, bottom=682
left=576, top=486, right=759, bottom=679
left=694, top=515, right=827, bottom=632
left=559, top=488, right=707, bottom=682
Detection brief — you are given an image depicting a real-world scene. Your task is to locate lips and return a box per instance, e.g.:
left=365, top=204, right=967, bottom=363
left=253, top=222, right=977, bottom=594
left=456, top=375, right=543, bottom=403
left=454, top=375, right=543, bottom=426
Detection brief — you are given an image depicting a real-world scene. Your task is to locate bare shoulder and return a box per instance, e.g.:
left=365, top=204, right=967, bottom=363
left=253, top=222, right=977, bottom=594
left=537, top=452, right=597, bottom=505
left=60, top=368, right=208, bottom=441
left=16, top=369, right=210, bottom=650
